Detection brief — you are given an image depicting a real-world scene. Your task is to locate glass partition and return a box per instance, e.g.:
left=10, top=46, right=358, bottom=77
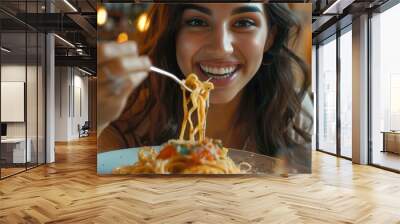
left=38, top=32, right=45, bottom=165
left=27, top=31, right=38, bottom=169
left=1, top=30, right=28, bottom=177
left=0, top=0, right=46, bottom=179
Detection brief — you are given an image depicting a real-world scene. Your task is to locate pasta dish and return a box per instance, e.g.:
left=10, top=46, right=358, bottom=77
left=112, top=73, right=250, bottom=174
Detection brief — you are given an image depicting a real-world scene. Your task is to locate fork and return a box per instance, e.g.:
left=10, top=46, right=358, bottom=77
left=149, top=66, right=211, bottom=107
left=150, top=66, right=193, bottom=92
left=150, top=66, right=211, bottom=132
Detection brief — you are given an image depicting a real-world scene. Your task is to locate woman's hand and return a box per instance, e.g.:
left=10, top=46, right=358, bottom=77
left=97, top=41, right=151, bottom=136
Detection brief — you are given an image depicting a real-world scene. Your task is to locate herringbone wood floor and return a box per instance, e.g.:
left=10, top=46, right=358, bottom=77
left=1, top=135, right=399, bottom=224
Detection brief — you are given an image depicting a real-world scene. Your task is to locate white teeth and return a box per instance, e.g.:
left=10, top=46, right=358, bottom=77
left=200, top=64, right=236, bottom=75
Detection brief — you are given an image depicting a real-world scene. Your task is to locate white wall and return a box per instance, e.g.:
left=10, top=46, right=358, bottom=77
left=54, top=67, right=89, bottom=141
left=55, top=67, right=69, bottom=141
left=1, top=65, right=35, bottom=138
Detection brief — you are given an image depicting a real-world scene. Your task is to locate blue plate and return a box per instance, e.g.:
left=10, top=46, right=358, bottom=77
left=97, top=146, right=161, bottom=174
left=97, top=146, right=279, bottom=175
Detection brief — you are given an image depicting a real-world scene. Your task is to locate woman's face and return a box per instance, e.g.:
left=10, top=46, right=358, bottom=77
left=176, top=3, right=269, bottom=104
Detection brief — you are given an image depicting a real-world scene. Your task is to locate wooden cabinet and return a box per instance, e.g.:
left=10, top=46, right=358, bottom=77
left=382, top=132, right=400, bottom=154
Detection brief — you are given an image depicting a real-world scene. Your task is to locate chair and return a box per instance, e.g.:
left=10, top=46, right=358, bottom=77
left=78, top=121, right=90, bottom=138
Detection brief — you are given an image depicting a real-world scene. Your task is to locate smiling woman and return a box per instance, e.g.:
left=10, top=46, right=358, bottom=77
left=176, top=4, right=268, bottom=104
left=97, top=3, right=312, bottom=173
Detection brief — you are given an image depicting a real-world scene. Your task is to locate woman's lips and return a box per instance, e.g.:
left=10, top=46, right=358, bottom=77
left=195, top=62, right=241, bottom=87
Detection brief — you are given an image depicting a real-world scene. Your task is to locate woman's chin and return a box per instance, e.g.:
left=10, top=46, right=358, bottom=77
left=209, top=91, right=238, bottom=104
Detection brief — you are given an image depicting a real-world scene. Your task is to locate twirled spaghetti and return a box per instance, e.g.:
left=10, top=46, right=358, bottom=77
left=113, top=73, right=250, bottom=174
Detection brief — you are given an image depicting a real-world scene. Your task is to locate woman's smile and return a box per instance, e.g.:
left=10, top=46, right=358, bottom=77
left=195, top=60, right=242, bottom=87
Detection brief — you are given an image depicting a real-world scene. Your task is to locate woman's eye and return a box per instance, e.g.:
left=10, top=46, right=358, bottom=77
left=234, top=19, right=256, bottom=28
left=185, top=18, right=208, bottom=27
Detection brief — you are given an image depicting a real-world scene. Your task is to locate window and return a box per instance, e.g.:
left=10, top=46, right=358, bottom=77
left=371, top=2, right=400, bottom=171
left=317, top=35, right=337, bottom=154
left=339, top=27, right=352, bottom=158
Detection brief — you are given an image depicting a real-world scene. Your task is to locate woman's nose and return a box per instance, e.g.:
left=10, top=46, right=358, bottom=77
left=209, top=25, right=234, bottom=56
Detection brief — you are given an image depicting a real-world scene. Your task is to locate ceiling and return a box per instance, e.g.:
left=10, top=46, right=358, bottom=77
left=312, top=0, right=391, bottom=43
left=0, top=0, right=96, bottom=74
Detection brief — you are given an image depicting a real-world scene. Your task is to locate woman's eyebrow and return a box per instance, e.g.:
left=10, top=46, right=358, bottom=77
left=231, top=6, right=262, bottom=15
left=182, top=4, right=212, bottom=15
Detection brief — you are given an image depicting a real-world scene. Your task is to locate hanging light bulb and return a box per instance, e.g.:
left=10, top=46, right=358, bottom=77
left=97, top=6, right=108, bottom=26
left=117, top=32, right=129, bottom=43
left=136, top=13, right=150, bottom=32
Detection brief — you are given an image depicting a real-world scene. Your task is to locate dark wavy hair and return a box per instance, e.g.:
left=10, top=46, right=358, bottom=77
left=116, top=4, right=311, bottom=164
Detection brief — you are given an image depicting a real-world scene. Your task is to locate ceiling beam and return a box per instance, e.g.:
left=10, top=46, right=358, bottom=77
left=67, top=14, right=96, bottom=39
left=55, top=55, right=96, bottom=72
